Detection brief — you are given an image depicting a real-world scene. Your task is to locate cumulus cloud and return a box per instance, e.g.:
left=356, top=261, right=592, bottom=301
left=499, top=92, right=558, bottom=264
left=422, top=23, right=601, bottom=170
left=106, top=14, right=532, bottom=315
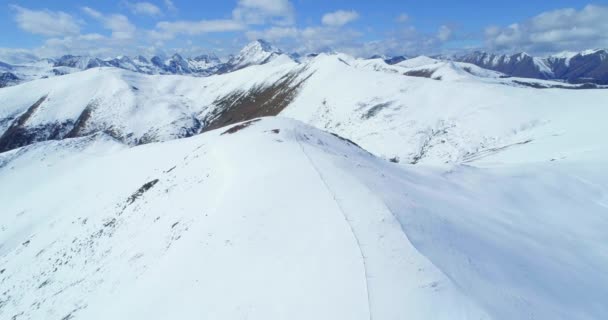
left=82, top=7, right=137, bottom=40
left=245, top=24, right=443, bottom=58
left=10, top=5, right=80, bottom=37
left=245, top=24, right=363, bottom=54
left=246, top=26, right=299, bottom=41
left=37, top=33, right=132, bottom=58
left=164, top=0, right=178, bottom=13
left=151, top=0, right=293, bottom=41
left=127, top=2, right=162, bottom=16
left=232, top=0, right=295, bottom=26
left=437, top=25, right=452, bottom=41
left=485, top=4, right=608, bottom=53
left=322, top=10, right=359, bottom=27
left=0, top=48, right=40, bottom=64
left=151, top=20, right=245, bottom=40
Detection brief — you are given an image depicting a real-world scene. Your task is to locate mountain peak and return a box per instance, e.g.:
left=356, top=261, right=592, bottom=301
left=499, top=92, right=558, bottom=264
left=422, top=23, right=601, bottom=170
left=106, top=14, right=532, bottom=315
left=240, top=40, right=282, bottom=55
left=219, top=40, right=285, bottom=73
left=171, top=53, right=185, bottom=61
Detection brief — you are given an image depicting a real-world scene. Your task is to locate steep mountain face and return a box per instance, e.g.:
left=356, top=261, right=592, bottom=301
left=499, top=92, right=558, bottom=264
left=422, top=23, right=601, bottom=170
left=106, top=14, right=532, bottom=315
left=0, top=72, right=19, bottom=88
left=0, top=56, right=306, bottom=153
left=189, top=54, right=222, bottom=74
left=548, top=49, right=608, bottom=84
left=53, top=55, right=107, bottom=69
left=456, top=52, right=553, bottom=79
left=384, top=55, right=409, bottom=65
left=218, top=39, right=284, bottom=73
left=457, top=50, right=608, bottom=84
left=52, top=53, right=223, bottom=76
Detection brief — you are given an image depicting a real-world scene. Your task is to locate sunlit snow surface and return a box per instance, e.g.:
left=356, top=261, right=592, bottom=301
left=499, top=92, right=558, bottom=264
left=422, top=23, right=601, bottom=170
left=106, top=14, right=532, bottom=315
left=0, top=53, right=607, bottom=319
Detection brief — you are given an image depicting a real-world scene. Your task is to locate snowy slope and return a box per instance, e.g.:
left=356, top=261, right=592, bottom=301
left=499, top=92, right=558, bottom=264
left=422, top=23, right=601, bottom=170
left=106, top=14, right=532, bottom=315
left=1, top=117, right=607, bottom=320
left=283, top=53, right=608, bottom=165
left=0, top=57, right=301, bottom=151
left=1, top=43, right=607, bottom=320
left=1, top=51, right=606, bottom=164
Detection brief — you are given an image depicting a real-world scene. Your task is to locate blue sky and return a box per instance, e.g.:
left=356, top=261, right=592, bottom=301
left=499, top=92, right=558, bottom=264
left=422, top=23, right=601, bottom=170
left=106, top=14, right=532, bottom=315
left=1, top=0, right=608, bottom=60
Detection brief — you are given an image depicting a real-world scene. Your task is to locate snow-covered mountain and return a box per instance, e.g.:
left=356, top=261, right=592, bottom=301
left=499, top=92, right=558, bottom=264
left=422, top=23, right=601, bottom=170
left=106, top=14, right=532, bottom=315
left=1, top=41, right=608, bottom=319
left=2, top=43, right=606, bottom=88
left=52, top=53, right=224, bottom=76
left=456, top=49, right=608, bottom=84
left=0, top=72, right=19, bottom=88
left=0, top=40, right=287, bottom=88
left=217, top=39, right=284, bottom=73
left=0, top=50, right=605, bottom=160
left=1, top=116, right=606, bottom=320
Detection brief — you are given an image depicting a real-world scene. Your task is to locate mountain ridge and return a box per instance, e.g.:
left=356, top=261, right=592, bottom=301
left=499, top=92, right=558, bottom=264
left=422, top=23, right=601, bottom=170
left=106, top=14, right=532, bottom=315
left=2, top=41, right=608, bottom=87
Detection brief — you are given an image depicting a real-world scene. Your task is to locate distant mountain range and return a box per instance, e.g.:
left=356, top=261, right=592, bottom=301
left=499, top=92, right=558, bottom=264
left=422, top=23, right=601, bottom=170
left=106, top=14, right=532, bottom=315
left=1, top=40, right=607, bottom=88
left=373, top=50, right=608, bottom=85
left=0, top=40, right=285, bottom=88
left=50, top=40, right=284, bottom=77
left=450, top=50, right=608, bottom=84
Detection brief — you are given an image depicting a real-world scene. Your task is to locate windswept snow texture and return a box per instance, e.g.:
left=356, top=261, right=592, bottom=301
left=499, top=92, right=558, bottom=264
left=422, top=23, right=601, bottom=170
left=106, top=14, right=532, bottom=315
left=0, top=118, right=606, bottom=320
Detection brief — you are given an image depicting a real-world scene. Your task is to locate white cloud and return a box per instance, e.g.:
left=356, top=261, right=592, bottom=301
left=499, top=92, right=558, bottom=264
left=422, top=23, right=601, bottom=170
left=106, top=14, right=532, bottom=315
left=396, top=13, right=409, bottom=23
left=246, top=26, right=299, bottom=41
left=83, top=7, right=137, bottom=40
left=232, top=0, right=295, bottom=26
left=164, top=0, right=178, bottom=13
left=127, top=2, right=162, bottom=16
left=485, top=4, right=608, bottom=53
left=245, top=25, right=361, bottom=53
left=0, top=48, right=40, bottom=64
left=10, top=5, right=80, bottom=37
left=437, top=25, right=452, bottom=42
left=151, top=19, right=245, bottom=40
left=322, top=10, right=359, bottom=27
left=82, top=7, right=104, bottom=19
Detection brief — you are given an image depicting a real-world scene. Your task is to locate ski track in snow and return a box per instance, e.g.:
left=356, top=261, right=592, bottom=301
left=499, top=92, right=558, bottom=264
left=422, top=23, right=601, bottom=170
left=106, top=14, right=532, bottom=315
left=294, top=130, right=373, bottom=320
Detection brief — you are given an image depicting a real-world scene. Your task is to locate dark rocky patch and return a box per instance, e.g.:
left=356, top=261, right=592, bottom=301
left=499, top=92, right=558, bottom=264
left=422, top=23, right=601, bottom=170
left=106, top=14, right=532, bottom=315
left=512, top=80, right=601, bottom=90
left=37, top=279, right=51, bottom=289
left=337, top=58, right=351, bottom=66
left=0, top=72, right=19, bottom=88
left=0, top=96, right=48, bottom=152
left=361, top=102, right=393, bottom=119
left=203, top=68, right=312, bottom=132
left=384, top=56, right=408, bottom=65
left=220, top=119, right=261, bottom=135
left=65, top=101, right=98, bottom=138
left=404, top=69, right=438, bottom=79
left=410, top=125, right=452, bottom=164
left=329, top=132, right=369, bottom=153
left=126, top=179, right=159, bottom=205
